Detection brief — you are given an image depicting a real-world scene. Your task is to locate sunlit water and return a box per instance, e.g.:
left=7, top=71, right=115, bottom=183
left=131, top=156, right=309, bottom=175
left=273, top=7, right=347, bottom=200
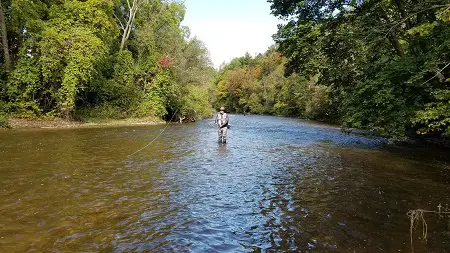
left=0, top=115, right=449, bottom=252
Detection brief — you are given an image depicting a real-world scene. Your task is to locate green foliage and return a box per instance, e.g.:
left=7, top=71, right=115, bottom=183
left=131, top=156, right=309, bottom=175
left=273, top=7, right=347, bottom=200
left=7, top=51, right=43, bottom=115
left=181, top=85, right=212, bottom=120
left=110, top=50, right=138, bottom=110
left=273, top=73, right=307, bottom=116
left=215, top=50, right=331, bottom=120
left=134, top=71, right=170, bottom=118
left=75, top=103, right=125, bottom=120
left=304, top=85, right=332, bottom=120
left=0, top=112, right=9, bottom=128
left=270, top=0, right=450, bottom=139
left=1, top=0, right=215, bottom=123
left=414, top=90, right=450, bottom=136
left=41, top=26, right=108, bottom=117
left=4, top=0, right=116, bottom=118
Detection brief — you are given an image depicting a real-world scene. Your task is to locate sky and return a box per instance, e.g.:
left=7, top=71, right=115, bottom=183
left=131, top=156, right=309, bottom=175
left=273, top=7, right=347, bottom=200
left=181, top=0, right=282, bottom=69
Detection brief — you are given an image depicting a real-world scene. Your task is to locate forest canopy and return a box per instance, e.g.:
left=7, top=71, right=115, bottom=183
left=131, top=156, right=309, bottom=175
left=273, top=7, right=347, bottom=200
left=0, top=0, right=215, bottom=123
left=267, top=0, right=450, bottom=139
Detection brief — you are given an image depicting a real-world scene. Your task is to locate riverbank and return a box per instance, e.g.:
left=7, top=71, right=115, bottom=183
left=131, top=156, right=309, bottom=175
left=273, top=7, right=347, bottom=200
left=4, top=116, right=165, bottom=129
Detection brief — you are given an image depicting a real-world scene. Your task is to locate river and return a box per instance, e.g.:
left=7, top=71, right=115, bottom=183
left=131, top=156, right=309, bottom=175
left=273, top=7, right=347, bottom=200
left=0, top=115, right=449, bottom=252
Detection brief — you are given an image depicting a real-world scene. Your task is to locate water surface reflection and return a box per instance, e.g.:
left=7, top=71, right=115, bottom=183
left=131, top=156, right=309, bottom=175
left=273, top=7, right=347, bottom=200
left=0, top=115, right=449, bottom=252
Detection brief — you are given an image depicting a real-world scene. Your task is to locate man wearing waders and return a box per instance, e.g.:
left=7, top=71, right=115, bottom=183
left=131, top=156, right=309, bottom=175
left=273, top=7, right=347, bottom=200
left=215, top=107, right=229, bottom=144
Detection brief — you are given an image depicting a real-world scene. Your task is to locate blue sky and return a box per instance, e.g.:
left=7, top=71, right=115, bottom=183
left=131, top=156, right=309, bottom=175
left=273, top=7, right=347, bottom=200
left=181, top=0, right=282, bottom=68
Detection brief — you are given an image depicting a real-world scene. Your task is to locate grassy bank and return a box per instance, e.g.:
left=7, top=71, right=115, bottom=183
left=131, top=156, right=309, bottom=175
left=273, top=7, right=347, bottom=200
left=3, top=116, right=164, bottom=129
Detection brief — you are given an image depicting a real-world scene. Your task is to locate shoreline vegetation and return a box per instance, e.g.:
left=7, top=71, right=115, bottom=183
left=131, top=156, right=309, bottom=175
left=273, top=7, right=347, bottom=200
left=3, top=116, right=165, bottom=129
left=1, top=111, right=217, bottom=129
left=0, top=0, right=215, bottom=132
left=212, top=1, right=449, bottom=143
left=0, top=1, right=448, bottom=145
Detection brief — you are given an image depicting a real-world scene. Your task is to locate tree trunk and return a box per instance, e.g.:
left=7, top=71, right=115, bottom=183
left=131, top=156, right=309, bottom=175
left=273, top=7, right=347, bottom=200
left=119, top=6, right=133, bottom=50
left=119, top=0, right=141, bottom=51
left=378, top=7, right=405, bottom=58
left=393, top=0, right=411, bottom=30
left=387, top=36, right=405, bottom=58
left=0, top=2, right=11, bottom=70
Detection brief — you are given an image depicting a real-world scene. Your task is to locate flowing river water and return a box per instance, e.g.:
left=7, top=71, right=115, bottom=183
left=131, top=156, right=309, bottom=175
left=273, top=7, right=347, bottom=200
left=0, top=115, right=449, bottom=252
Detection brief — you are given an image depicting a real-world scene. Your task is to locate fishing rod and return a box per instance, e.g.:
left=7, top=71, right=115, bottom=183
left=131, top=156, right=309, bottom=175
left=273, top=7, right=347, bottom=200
left=128, top=110, right=178, bottom=157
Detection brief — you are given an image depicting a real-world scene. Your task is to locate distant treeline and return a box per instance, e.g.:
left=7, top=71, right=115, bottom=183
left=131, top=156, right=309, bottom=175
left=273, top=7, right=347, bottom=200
left=215, top=49, right=332, bottom=121
left=0, top=0, right=215, bottom=125
left=217, top=0, right=450, bottom=140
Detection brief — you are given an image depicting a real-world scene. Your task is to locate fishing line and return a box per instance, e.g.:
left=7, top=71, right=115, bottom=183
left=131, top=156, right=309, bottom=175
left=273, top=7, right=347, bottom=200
left=128, top=110, right=178, bottom=157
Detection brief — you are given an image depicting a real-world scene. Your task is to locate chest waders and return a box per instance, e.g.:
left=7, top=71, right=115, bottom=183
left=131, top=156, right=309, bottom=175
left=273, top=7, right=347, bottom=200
left=217, top=113, right=228, bottom=144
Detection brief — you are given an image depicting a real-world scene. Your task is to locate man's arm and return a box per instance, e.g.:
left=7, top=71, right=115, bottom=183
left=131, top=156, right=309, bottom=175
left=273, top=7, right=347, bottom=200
left=214, top=114, right=219, bottom=126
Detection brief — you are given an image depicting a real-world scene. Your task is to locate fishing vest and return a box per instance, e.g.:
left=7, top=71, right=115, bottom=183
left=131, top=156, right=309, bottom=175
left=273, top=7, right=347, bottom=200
left=217, top=113, right=228, bottom=127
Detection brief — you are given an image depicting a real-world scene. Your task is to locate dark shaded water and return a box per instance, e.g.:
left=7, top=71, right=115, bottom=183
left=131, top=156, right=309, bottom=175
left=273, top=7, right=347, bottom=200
left=0, top=115, right=449, bottom=252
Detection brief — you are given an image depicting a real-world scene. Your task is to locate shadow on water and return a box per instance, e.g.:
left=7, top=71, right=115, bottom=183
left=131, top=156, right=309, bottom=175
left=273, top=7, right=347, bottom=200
left=0, top=114, right=449, bottom=252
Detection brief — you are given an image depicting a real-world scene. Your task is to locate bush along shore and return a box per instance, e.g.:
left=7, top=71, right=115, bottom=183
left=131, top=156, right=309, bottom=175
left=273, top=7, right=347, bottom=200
left=0, top=0, right=216, bottom=129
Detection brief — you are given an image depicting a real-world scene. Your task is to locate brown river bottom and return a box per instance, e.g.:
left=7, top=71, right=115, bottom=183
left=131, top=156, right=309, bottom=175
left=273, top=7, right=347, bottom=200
left=0, top=115, right=449, bottom=252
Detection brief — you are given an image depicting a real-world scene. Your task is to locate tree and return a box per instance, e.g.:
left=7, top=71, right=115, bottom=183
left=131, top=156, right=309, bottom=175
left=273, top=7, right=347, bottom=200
left=0, top=0, right=215, bottom=123
left=0, top=0, right=11, bottom=70
left=115, top=0, right=147, bottom=51
left=270, top=0, right=450, bottom=139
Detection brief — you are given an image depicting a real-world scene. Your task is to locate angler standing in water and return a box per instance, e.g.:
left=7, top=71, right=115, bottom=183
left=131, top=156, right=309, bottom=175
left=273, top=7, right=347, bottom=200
left=215, top=107, right=229, bottom=144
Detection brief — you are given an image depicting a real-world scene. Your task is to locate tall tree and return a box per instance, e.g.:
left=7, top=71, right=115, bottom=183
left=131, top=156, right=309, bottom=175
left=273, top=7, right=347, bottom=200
left=0, top=0, right=11, bottom=70
left=269, top=0, right=450, bottom=139
left=115, top=0, right=148, bottom=51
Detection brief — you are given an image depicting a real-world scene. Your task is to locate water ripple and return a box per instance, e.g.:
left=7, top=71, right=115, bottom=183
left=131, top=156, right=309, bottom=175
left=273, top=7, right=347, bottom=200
left=0, top=115, right=449, bottom=252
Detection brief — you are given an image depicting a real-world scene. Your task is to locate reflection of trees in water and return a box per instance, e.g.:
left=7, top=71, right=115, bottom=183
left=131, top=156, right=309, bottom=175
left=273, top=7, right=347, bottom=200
left=0, top=127, right=183, bottom=252
left=255, top=147, right=338, bottom=251
left=256, top=146, right=450, bottom=252
left=335, top=148, right=450, bottom=252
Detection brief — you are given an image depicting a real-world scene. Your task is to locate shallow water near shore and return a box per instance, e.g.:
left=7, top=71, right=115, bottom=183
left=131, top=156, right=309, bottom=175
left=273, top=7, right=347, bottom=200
left=0, top=114, right=449, bottom=252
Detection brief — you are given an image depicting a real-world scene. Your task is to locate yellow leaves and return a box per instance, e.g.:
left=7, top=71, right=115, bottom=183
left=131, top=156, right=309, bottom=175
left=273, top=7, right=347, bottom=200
left=436, top=6, right=450, bottom=22
left=249, top=67, right=261, bottom=79
left=405, top=22, right=438, bottom=37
